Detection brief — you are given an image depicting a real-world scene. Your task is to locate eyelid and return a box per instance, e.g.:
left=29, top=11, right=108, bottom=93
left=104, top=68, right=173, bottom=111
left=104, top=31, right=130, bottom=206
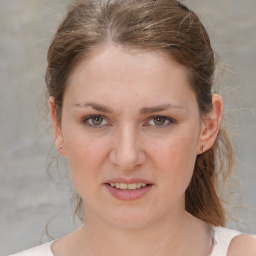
left=81, top=114, right=176, bottom=129
left=81, top=115, right=110, bottom=128
left=145, top=115, right=177, bottom=128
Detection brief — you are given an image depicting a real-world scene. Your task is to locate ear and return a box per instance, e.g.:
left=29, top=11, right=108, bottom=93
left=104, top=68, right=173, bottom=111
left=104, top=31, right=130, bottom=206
left=197, top=94, right=223, bottom=154
left=49, top=96, right=67, bottom=157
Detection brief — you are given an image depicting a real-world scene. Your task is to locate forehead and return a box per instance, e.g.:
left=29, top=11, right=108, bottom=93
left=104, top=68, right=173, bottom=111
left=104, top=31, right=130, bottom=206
left=65, top=45, right=196, bottom=108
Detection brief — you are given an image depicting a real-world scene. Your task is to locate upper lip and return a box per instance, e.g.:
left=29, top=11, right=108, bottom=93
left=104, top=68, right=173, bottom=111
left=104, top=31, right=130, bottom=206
left=104, top=177, right=153, bottom=184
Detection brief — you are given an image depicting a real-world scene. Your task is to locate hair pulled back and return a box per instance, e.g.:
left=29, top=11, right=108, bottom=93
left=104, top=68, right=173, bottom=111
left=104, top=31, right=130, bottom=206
left=46, top=0, right=235, bottom=227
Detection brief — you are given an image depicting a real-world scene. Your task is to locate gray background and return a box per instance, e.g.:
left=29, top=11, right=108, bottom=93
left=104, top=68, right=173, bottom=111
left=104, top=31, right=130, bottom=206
left=1, top=0, right=255, bottom=255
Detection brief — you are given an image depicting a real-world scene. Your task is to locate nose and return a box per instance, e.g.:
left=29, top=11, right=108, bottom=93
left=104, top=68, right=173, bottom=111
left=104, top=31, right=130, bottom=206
left=109, top=124, right=146, bottom=171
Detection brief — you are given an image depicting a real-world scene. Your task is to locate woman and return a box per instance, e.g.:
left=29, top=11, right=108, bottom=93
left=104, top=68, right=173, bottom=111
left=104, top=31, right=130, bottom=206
left=11, top=0, right=256, bottom=255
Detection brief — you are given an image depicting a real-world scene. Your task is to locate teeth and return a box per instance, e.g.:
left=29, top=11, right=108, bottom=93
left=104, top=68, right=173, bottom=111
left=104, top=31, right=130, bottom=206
left=120, top=183, right=128, bottom=189
left=109, top=183, right=148, bottom=190
left=128, top=183, right=136, bottom=189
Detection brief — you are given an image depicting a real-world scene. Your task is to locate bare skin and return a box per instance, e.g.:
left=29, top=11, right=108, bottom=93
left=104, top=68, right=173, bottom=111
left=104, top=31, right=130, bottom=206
left=227, top=234, right=256, bottom=256
left=51, top=213, right=214, bottom=256
left=49, top=45, right=255, bottom=256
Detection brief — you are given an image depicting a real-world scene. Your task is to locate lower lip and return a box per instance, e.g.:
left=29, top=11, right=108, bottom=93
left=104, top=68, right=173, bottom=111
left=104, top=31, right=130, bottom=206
left=104, top=184, right=153, bottom=200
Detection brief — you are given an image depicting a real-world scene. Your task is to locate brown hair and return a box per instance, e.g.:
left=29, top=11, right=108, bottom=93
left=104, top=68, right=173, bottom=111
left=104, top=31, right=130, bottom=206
left=46, top=0, right=235, bottom=226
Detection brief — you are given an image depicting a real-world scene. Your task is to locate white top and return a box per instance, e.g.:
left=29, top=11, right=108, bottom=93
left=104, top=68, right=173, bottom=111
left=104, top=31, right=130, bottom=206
left=210, top=226, right=241, bottom=256
left=9, top=226, right=242, bottom=256
left=9, top=242, right=54, bottom=256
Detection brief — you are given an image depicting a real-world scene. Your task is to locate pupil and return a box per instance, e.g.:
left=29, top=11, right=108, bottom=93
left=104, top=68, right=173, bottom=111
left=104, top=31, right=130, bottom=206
left=93, top=116, right=102, bottom=125
left=154, top=117, right=165, bottom=125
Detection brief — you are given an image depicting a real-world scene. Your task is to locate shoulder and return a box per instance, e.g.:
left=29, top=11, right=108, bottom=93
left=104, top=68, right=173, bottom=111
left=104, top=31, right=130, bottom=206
left=228, top=233, right=256, bottom=256
left=9, top=242, right=54, bottom=256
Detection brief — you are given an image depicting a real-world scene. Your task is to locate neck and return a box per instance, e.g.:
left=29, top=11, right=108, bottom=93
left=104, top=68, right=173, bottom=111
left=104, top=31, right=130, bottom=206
left=71, top=208, right=211, bottom=256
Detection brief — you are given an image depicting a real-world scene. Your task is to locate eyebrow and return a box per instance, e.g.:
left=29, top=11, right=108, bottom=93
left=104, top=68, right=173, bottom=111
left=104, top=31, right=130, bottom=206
left=73, top=102, right=185, bottom=114
left=140, top=104, right=185, bottom=114
left=74, top=102, right=114, bottom=113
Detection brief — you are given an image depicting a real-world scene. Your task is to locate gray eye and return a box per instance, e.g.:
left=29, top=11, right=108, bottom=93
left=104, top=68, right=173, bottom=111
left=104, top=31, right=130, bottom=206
left=91, top=116, right=104, bottom=125
left=153, top=116, right=166, bottom=126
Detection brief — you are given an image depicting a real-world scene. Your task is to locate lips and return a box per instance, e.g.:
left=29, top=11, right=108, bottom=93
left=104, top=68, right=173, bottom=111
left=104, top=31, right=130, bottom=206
left=104, top=177, right=153, bottom=185
left=103, top=177, right=153, bottom=200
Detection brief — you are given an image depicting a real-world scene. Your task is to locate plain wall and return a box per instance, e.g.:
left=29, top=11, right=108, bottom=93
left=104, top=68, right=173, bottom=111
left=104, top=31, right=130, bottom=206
left=1, top=0, right=255, bottom=255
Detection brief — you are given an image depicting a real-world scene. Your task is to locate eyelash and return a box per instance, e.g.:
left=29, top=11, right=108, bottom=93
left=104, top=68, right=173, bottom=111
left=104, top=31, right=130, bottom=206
left=145, top=115, right=176, bottom=128
left=81, top=115, right=176, bottom=129
left=81, top=115, right=109, bottom=128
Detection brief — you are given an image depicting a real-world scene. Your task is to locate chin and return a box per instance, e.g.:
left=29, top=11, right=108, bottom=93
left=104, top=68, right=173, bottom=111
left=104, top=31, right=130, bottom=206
left=106, top=208, right=155, bottom=230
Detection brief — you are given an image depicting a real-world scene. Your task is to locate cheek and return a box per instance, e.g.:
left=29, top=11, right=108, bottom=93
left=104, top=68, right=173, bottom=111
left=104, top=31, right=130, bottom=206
left=62, top=125, right=110, bottom=190
left=150, top=129, right=198, bottom=192
left=67, top=139, right=109, bottom=200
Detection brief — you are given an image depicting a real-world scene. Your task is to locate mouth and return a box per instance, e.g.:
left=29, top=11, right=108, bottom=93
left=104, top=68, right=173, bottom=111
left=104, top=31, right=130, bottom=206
left=106, top=182, right=150, bottom=190
left=103, top=182, right=153, bottom=200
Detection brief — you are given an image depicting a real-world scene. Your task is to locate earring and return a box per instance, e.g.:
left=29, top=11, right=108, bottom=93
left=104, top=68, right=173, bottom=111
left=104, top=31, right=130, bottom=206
left=200, top=145, right=205, bottom=152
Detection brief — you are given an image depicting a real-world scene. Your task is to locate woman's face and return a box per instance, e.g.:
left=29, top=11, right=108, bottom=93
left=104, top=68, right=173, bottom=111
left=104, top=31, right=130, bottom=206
left=52, top=45, right=212, bottom=229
